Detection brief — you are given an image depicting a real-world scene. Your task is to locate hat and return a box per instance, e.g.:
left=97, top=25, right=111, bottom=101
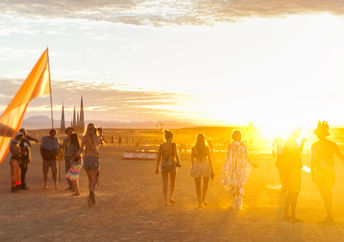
left=313, top=121, right=330, bottom=137
left=65, top=127, right=74, bottom=134
left=15, top=132, right=24, bottom=137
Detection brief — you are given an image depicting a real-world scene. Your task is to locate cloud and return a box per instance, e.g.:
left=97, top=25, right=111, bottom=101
left=1, top=0, right=344, bottom=26
left=0, top=79, right=191, bottom=122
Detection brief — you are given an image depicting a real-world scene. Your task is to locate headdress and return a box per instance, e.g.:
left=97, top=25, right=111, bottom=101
left=313, top=121, right=330, bottom=137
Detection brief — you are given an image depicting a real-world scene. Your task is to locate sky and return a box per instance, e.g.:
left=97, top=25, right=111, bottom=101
left=1, top=0, right=344, bottom=131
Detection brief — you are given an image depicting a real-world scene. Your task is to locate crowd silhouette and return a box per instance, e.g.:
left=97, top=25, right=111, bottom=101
left=7, top=120, right=344, bottom=224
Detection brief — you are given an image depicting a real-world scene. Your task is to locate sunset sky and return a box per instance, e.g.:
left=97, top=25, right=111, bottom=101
left=1, top=1, right=344, bottom=130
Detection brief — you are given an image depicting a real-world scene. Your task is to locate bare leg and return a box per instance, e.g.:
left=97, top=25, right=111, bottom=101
left=202, top=177, right=209, bottom=205
left=161, top=172, right=168, bottom=205
left=169, top=172, right=176, bottom=203
left=290, top=192, right=299, bottom=219
left=86, top=169, right=93, bottom=192
left=43, top=161, right=48, bottom=188
left=52, top=161, right=58, bottom=189
left=319, top=187, right=333, bottom=220
left=90, top=170, right=98, bottom=192
left=194, top=177, right=201, bottom=207
left=284, top=192, right=291, bottom=219
left=71, top=180, right=80, bottom=195
left=95, top=170, right=100, bottom=188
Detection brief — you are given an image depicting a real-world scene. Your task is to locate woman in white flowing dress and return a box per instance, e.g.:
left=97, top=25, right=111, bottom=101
left=222, top=130, right=257, bottom=210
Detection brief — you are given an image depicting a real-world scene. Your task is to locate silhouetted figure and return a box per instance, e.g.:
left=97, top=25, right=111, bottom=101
left=191, top=134, right=215, bottom=208
left=40, top=129, right=59, bottom=189
left=222, top=130, right=257, bottom=210
left=19, top=128, right=38, bottom=190
left=311, top=121, right=344, bottom=224
left=9, top=132, right=24, bottom=192
left=282, top=129, right=306, bottom=222
left=155, top=130, right=181, bottom=206
left=81, top=123, right=102, bottom=207
left=65, top=133, right=82, bottom=196
left=111, top=135, right=114, bottom=144
left=61, top=127, right=74, bottom=190
left=97, top=127, right=107, bottom=144
left=273, top=135, right=286, bottom=192
left=118, top=136, right=122, bottom=145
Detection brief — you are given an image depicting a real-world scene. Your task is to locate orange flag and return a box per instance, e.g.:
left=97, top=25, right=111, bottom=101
left=0, top=48, right=51, bottom=163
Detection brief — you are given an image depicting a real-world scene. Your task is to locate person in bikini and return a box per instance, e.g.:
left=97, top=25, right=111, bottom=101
left=155, top=130, right=181, bottom=206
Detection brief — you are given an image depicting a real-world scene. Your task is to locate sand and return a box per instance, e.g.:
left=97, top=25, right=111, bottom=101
left=1, top=144, right=344, bottom=241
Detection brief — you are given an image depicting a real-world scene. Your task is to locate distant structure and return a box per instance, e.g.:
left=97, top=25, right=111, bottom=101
left=60, top=103, right=65, bottom=132
left=77, top=111, right=80, bottom=128
left=72, top=106, right=76, bottom=128
left=61, top=96, right=85, bottom=134
left=79, top=96, right=85, bottom=132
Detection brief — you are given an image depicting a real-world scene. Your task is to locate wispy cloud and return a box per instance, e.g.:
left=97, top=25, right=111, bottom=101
left=1, top=0, right=344, bottom=26
left=0, top=79, right=192, bottom=122
left=0, top=47, right=43, bottom=61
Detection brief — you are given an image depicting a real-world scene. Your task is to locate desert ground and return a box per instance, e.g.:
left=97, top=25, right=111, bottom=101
left=1, top=129, right=344, bottom=241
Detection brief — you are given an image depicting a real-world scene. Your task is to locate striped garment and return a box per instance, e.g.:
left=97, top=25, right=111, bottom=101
left=65, top=163, right=82, bottom=181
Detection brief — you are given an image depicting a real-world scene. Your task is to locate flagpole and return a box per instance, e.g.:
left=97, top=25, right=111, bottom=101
left=47, top=47, right=54, bottom=129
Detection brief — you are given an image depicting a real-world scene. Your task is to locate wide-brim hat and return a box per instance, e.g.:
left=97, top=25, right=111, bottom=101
left=313, top=121, right=330, bottom=137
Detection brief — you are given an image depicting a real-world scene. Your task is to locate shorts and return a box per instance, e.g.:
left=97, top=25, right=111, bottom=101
left=190, top=161, right=211, bottom=178
left=43, top=160, right=57, bottom=176
left=83, top=156, right=99, bottom=171
left=160, top=159, right=176, bottom=173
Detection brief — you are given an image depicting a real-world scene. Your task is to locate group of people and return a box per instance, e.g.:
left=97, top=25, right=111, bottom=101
left=8, top=120, right=344, bottom=221
left=156, top=121, right=344, bottom=225
left=155, top=129, right=256, bottom=209
left=9, top=123, right=103, bottom=207
left=272, top=121, right=344, bottom=224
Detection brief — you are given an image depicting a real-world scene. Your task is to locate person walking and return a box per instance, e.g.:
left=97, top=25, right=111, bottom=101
left=40, top=129, right=60, bottom=189
left=282, top=128, right=306, bottom=222
left=61, top=127, right=74, bottom=190
left=81, top=123, right=102, bottom=207
left=191, top=134, right=215, bottom=208
left=18, top=128, right=38, bottom=190
left=222, top=130, right=257, bottom=210
left=65, top=133, right=82, bottom=196
left=9, top=132, right=24, bottom=192
left=311, top=121, right=344, bottom=224
left=273, top=135, right=286, bottom=192
left=155, top=130, right=181, bottom=206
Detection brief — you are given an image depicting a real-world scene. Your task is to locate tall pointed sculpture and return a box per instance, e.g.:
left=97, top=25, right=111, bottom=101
left=77, top=111, right=80, bottom=130
left=79, top=96, right=85, bottom=132
left=60, top=103, right=65, bottom=132
left=72, top=106, right=76, bottom=128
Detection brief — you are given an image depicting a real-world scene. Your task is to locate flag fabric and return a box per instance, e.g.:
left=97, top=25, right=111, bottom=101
left=0, top=48, right=51, bottom=164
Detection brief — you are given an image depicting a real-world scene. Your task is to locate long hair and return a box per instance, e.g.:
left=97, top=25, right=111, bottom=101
left=164, top=130, right=173, bottom=141
left=85, top=123, right=97, bottom=137
left=195, top=133, right=207, bottom=156
left=232, top=130, right=242, bottom=142
left=70, top=133, right=81, bottom=149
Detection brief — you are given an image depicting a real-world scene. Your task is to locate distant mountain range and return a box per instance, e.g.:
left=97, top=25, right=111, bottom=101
left=21, top=115, right=196, bottom=130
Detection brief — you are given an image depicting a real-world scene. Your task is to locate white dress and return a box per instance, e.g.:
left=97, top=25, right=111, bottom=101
left=222, top=141, right=251, bottom=209
left=190, top=147, right=211, bottom=178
